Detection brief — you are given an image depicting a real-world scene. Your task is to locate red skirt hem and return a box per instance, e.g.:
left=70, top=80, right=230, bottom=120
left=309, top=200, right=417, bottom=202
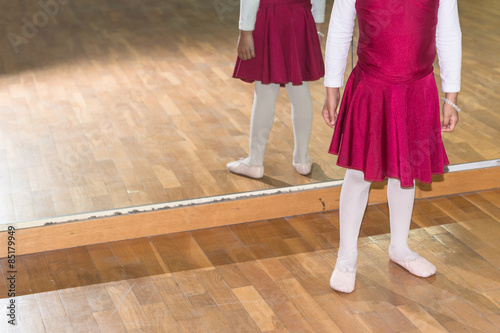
left=329, top=159, right=450, bottom=187
left=329, top=66, right=449, bottom=187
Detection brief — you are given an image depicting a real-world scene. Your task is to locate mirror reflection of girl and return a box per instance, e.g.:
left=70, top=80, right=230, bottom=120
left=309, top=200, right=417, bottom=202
left=323, top=0, right=462, bottom=293
left=227, top=0, right=326, bottom=178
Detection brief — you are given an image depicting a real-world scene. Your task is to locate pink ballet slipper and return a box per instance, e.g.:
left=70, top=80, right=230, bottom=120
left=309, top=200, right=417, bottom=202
left=389, top=252, right=436, bottom=278
left=329, top=266, right=356, bottom=293
left=293, top=159, right=313, bottom=175
left=227, top=159, right=264, bottom=179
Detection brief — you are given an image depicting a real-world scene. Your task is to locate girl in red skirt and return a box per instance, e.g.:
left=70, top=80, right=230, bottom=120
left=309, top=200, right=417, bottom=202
left=227, top=0, right=326, bottom=178
left=323, top=0, right=462, bottom=293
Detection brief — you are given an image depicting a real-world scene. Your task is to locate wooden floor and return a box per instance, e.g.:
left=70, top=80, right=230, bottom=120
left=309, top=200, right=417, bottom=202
left=0, top=0, right=499, bottom=223
left=0, top=188, right=499, bottom=332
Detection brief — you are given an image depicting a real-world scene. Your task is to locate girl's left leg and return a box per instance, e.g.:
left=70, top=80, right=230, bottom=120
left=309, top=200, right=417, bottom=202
left=285, top=82, right=313, bottom=175
left=227, top=81, right=280, bottom=178
left=387, top=178, right=436, bottom=277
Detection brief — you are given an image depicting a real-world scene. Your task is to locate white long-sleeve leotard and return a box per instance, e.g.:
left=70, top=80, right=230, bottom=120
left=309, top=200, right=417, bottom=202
left=324, top=0, right=462, bottom=92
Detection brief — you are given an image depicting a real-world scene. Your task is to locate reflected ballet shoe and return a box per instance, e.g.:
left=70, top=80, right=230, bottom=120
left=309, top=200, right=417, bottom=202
left=227, top=159, right=264, bottom=179
left=329, top=266, right=356, bottom=293
left=389, top=252, right=436, bottom=278
left=293, top=159, right=313, bottom=175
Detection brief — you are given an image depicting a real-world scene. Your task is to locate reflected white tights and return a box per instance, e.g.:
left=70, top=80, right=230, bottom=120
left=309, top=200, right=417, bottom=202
left=242, top=81, right=313, bottom=166
left=331, top=169, right=433, bottom=293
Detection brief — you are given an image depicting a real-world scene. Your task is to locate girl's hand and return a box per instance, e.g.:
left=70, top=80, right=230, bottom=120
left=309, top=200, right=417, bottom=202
left=237, top=30, right=255, bottom=61
left=441, top=93, right=459, bottom=132
left=322, top=87, right=340, bottom=128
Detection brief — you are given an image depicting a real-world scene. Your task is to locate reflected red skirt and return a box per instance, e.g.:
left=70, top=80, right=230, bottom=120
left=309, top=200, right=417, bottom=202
left=232, top=0, right=324, bottom=85
left=329, top=66, right=449, bottom=187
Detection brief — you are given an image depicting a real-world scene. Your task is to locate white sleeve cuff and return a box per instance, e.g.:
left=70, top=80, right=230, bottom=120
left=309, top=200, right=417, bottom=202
left=324, top=77, right=345, bottom=88
left=441, top=82, right=461, bottom=93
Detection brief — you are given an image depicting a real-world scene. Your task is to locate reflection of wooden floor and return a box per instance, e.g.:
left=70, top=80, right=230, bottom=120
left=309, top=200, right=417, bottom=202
left=0, top=0, right=499, bottom=222
left=1, top=189, right=499, bottom=331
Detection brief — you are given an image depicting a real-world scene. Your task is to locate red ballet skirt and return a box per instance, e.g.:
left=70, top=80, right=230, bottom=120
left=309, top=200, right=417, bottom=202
left=329, top=0, right=450, bottom=187
left=232, top=0, right=325, bottom=85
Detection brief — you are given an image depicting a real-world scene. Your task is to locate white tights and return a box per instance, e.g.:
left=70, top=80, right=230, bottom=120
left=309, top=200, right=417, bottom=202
left=242, top=81, right=313, bottom=166
left=336, top=169, right=418, bottom=272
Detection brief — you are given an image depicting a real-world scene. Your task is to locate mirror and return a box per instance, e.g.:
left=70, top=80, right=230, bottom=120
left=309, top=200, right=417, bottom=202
left=0, top=0, right=498, bottom=226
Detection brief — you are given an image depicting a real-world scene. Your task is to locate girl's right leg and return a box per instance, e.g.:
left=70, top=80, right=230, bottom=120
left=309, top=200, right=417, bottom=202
left=227, top=81, right=280, bottom=178
left=285, top=82, right=313, bottom=175
left=330, top=168, right=371, bottom=293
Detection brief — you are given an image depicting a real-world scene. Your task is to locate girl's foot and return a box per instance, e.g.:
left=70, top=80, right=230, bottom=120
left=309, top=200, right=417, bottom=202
left=293, top=159, right=313, bottom=175
left=388, top=248, right=436, bottom=278
left=330, top=266, right=356, bottom=293
left=227, top=159, right=264, bottom=179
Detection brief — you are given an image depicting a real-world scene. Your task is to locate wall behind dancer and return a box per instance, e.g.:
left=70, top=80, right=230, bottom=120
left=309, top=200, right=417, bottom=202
left=227, top=0, right=326, bottom=179
left=322, top=0, right=462, bottom=293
